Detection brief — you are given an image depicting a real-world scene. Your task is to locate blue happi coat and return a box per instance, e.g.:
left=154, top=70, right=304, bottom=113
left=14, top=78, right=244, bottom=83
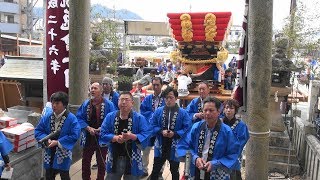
left=99, top=111, right=152, bottom=176
left=107, top=91, right=120, bottom=110
left=140, top=94, right=165, bottom=122
left=185, top=97, right=203, bottom=123
left=35, top=112, right=81, bottom=171
left=177, top=120, right=239, bottom=179
left=42, top=102, right=53, bottom=117
left=76, top=98, right=116, bottom=147
left=186, top=97, right=225, bottom=123
left=229, top=119, right=249, bottom=170
left=151, top=106, right=192, bottom=162
left=0, top=131, right=13, bottom=176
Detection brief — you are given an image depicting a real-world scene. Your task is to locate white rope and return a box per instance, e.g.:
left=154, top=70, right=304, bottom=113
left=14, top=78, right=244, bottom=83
left=248, top=130, right=270, bottom=138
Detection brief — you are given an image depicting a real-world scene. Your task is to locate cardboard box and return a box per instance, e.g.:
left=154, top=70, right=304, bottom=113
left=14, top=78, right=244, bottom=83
left=26, top=139, right=36, bottom=149
left=1, top=124, right=35, bottom=141
left=8, top=137, right=27, bottom=147
left=13, top=144, right=26, bottom=153
left=0, top=117, right=17, bottom=129
left=26, top=134, right=35, bottom=142
left=8, top=134, right=35, bottom=147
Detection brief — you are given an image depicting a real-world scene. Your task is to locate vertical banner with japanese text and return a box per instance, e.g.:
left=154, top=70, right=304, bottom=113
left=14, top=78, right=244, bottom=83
left=46, top=0, right=69, bottom=99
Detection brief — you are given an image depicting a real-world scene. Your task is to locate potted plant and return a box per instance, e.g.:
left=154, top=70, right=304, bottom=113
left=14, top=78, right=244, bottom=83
left=117, top=75, right=134, bottom=91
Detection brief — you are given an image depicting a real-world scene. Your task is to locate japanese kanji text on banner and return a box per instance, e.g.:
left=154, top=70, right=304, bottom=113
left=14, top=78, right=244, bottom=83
left=46, top=0, right=69, bottom=99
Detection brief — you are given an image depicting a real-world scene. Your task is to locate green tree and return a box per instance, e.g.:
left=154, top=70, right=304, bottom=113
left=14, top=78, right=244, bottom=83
left=91, top=32, right=104, bottom=50
left=281, top=0, right=320, bottom=80
left=282, top=0, right=320, bottom=60
left=90, top=12, right=123, bottom=74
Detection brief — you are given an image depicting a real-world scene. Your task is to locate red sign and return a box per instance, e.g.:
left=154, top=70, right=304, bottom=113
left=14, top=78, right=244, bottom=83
left=46, top=0, right=69, bottom=99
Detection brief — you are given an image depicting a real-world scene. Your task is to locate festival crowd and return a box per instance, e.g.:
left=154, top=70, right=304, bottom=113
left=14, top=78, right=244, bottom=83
left=0, top=57, right=248, bottom=180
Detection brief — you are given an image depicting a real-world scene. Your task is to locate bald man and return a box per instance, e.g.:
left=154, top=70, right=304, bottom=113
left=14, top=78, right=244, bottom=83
left=77, top=82, right=116, bottom=180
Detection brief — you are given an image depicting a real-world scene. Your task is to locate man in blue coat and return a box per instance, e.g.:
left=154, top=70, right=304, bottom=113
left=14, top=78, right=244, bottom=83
left=0, top=131, right=13, bottom=177
left=140, top=77, right=165, bottom=176
left=177, top=96, right=240, bottom=180
left=89, top=77, right=119, bottom=170
left=149, top=87, right=192, bottom=180
left=99, top=92, right=151, bottom=179
left=35, top=91, right=80, bottom=180
left=102, top=77, right=119, bottom=109
left=185, top=82, right=211, bottom=123
left=77, top=82, right=116, bottom=180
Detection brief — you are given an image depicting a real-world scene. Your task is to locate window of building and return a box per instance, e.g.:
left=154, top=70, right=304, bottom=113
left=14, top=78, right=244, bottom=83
left=235, top=31, right=239, bottom=36
left=4, top=0, right=14, bottom=3
left=5, top=15, right=15, bottom=23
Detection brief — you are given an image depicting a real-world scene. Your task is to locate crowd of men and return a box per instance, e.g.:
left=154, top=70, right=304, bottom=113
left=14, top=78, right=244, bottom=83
left=33, top=74, right=249, bottom=180
left=133, top=59, right=237, bottom=92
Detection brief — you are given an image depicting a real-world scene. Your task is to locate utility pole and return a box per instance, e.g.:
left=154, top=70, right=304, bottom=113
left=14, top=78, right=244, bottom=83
left=288, top=0, right=297, bottom=60
left=24, top=0, right=34, bottom=36
left=245, top=0, right=273, bottom=179
left=290, top=0, right=297, bottom=14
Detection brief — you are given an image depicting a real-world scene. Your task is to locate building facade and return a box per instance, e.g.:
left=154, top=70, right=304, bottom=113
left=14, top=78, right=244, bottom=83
left=0, top=0, right=30, bottom=34
left=227, top=25, right=242, bottom=42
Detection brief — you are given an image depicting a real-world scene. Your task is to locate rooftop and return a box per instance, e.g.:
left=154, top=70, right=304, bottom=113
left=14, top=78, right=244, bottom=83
left=0, top=56, right=43, bottom=81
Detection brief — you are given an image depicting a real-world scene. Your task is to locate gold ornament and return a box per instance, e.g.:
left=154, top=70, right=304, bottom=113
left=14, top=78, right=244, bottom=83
left=204, top=13, right=217, bottom=42
left=217, top=48, right=229, bottom=62
left=180, top=13, right=193, bottom=42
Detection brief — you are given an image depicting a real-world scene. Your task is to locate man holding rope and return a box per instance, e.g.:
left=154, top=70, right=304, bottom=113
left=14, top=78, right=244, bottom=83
left=99, top=92, right=151, bottom=179
left=77, top=82, right=116, bottom=180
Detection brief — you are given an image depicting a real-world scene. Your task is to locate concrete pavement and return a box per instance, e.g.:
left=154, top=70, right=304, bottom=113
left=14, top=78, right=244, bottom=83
left=57, top=147, right=185, bottom=180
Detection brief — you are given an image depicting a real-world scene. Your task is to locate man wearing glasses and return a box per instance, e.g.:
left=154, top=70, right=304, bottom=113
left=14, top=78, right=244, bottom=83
left=149, top=87, right=192, bottom=179
left=140, top=77, right=166, bottom=177
left=99, top=92, right=151, bottom=179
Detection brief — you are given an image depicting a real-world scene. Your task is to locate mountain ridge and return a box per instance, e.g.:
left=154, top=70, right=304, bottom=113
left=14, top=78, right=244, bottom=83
left=33, top=4, right=143, bottom=20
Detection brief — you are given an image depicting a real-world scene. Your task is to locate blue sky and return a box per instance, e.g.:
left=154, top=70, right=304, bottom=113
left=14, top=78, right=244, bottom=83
left=37, top=0, right=294, bottom=30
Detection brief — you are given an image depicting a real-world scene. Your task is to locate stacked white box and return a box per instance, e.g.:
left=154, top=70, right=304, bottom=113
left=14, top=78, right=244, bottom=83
left=26, top=139, right=36, bottom=148
left=0, top=117, right=18, bottom=129
left=1, top=123, right=35, bottom=152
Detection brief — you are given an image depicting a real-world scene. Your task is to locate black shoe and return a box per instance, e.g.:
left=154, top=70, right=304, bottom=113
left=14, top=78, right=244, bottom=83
left=91, top=163, right=98, bottom=169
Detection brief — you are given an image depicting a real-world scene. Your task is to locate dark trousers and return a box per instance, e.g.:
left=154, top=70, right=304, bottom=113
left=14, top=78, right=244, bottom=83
left=150, top=157, right=179, bottom=180
left=45, top=168, right=70, bottom=180
left=82, top=145, right=108, bottom=180
left=230, top=170, right=242, bottom=180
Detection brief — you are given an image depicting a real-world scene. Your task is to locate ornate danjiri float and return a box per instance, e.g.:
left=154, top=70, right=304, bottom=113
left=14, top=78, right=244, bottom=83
left=167, top=12, right=232, bottom=94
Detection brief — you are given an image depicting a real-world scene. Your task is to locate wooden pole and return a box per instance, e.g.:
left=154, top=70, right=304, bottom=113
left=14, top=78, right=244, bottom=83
left=16, top=34, right=19, bottom=55
left=0, top=82, right=7, bottom=110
